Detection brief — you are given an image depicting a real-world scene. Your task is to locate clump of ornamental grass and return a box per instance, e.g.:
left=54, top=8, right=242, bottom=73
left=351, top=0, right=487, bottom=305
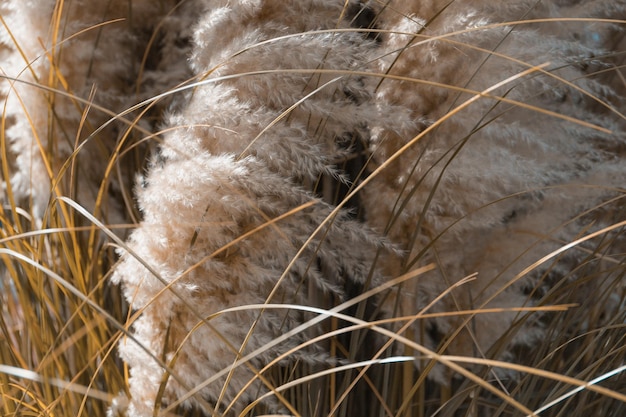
left=1, top=1, right=625, bottom=417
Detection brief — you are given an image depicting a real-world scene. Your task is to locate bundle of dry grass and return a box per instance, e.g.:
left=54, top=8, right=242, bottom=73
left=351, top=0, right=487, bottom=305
left=1, top=1, right=624, bottom=416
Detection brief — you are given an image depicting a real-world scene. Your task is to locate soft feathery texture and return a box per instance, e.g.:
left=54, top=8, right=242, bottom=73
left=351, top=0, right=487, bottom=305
left=110, top=1, right=397, bottom=415
left=0, top=0, right=191, bottom=224
left=1, top=1, right=625, bottom=416
left=362, top=0, right=626, bottom=373
left=366, top=0, right=626, bottom=376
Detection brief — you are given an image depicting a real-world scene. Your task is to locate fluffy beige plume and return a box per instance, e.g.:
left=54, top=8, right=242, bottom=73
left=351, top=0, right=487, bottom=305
left=1, top=1, right=624, bottom=416
left=367, top=0, right=626, bottom=378
left=0, top=0, right=190, bottom=224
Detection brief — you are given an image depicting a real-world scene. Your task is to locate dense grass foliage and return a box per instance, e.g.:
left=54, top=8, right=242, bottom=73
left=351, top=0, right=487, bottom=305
left=1, top=1, right=625, bottom=416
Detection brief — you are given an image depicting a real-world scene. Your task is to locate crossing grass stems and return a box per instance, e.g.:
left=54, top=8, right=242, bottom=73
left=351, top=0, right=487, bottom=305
left=0, top=1, right=625, bottom=416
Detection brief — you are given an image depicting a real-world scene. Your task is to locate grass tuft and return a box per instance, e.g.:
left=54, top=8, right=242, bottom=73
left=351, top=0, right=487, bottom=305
left=1, top=1, right=625, bottom=417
